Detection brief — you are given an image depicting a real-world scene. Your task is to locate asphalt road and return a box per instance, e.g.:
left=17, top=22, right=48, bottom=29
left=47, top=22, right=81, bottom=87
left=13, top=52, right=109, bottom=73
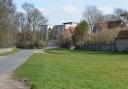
left=0, top=50, right=34, bottom=75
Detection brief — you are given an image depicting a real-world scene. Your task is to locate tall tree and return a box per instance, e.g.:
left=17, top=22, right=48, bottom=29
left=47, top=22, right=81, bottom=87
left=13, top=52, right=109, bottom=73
left=0, top=0, right=17, bottom=48
left=114, top=8, right=127, bottom=17
left=74, top=20, right=89, bottom=46
left=83, top=6, right=103, bottom=33
left=16, top=2, right=48, bottom=48
left=22, top=3, right=34, bottom=31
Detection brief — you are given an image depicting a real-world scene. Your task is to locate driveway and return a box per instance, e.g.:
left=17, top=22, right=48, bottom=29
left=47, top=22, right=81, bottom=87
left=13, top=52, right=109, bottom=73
left=0, top=50, right=34, bottom=75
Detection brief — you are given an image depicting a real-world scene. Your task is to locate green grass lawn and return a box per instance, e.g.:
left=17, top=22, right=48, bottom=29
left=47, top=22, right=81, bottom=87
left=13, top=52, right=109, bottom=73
left=14, top=49, right=128, bottom=89
left=0, top=48, right=20, bottom=56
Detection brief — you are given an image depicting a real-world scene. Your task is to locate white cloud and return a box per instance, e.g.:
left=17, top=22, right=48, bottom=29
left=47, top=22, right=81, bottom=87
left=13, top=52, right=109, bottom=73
left=63, top=5, right=81, bottom=16
left=98, top=6, right=113, bottom=15
left=38, top=8, right=49, bottom=15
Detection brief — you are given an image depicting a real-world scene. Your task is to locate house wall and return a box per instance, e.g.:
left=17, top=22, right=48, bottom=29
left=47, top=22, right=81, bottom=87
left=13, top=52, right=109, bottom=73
left=64, top=23, right=77, bottom=29
left=116, top=39, right=128, bottom=52
left=63, top=23, right=77, bottom=39
left=98, top=22, right=108, bottom=31
left=95, top=20, right=126, bottom=32
left=64, top=27, right=75, bottom=38
left=52, top=25, right=64, bottom=39
left=48, top=39, right=60, bottom=47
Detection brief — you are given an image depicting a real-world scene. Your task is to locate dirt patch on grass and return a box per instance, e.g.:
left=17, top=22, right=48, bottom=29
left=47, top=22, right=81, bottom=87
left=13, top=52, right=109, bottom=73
left=0, top=74, right=30, bottom=89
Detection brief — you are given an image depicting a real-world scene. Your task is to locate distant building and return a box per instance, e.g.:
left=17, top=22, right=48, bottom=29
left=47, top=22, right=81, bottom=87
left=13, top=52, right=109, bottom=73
left=93, top=20, right=126, bottom=33
left=103, top=14, right=119, bottom=22
left=48, top=22, right=77, bottom=47
left=52, top=22, right=77, bottom=39
left=115, top=30, right=128, bottom=52
left=92, top=14, right=128, bottom=33
left=120, top=13, right=128, bottom=28
left=52, top=25, right=65, bottom=39
left=63, top=22, right=77, bottom=29
left=63, top=22, right=77, bottom=38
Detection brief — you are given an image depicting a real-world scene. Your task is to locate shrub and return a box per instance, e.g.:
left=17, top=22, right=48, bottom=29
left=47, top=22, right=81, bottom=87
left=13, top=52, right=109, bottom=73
left=16, top=41, right=34, bottom=49
left=61, top=38, right=73, bottom=48
left=34, top=41, right=47, bottom=49
left=16, top=41, right=48, bottom=49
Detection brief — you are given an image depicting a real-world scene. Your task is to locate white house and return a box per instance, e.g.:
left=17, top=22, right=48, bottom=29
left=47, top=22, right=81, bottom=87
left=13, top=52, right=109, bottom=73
left=63, top=22, right=77, bottom=29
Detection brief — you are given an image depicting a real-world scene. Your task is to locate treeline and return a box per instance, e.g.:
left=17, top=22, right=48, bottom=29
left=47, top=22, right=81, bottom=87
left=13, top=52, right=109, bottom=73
left=0, top=0, right=16, bottom=48
left=0, top=0, right=47, bottom=48
left=60, top=6, right=128, bottom=49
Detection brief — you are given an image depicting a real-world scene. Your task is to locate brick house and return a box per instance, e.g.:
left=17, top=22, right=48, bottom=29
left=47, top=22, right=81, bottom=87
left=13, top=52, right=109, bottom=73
left=93, top=20, right=126, bottom=33
left=63, top=22, right=77, bottom=39
left=93, top=14, right=128, bottom=33
left=64, top=27, right=75, bottom=38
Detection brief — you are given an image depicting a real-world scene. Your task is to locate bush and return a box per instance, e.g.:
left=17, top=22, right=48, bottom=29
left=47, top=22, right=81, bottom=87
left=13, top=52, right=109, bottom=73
left=34, top=41, right=48, bottom=49
left=61, top=38, right=73, bottom=48
left=16, top=41, right=47, bottom=49
left=16, top=41, right=34, bottom=49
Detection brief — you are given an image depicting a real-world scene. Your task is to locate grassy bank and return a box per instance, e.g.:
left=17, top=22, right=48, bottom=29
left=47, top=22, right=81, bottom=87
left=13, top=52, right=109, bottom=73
left=0, top=48, right=20, bottom=56
left=14, top=48, right=128, bottom=89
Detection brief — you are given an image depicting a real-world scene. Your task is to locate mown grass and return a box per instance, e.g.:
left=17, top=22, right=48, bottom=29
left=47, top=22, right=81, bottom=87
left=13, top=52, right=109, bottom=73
left=14, top=48, right=128, bottom=89
left=0, top=48, right=20, bottom=56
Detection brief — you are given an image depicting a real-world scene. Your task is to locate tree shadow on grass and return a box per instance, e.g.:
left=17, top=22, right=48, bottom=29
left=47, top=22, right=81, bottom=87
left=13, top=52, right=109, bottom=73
left=45, top=48, right=70, bottom=55
left=73, top=49, right=128, bottom=56
left=45, top=48, right=128, bottom=56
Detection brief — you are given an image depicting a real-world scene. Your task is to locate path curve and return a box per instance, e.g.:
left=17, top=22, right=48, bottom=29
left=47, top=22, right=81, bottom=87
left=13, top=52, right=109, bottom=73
left=0, top=49, right=34, bottom=75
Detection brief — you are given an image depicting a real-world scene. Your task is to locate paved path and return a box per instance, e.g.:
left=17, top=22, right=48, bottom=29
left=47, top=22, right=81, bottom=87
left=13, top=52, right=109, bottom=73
left=0, top=50, right=34, bottom=75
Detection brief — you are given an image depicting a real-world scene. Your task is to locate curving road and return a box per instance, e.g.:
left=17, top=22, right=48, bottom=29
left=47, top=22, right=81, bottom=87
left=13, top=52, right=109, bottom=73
left=0, top=50, right=34, bottom=75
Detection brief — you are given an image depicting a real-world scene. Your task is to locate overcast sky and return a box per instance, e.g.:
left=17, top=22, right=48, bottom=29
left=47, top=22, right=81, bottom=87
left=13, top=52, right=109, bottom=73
left=14, top=0, right=128, bottom=26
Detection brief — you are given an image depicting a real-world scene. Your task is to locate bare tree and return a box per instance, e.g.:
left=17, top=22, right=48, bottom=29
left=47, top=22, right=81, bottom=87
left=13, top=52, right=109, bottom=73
left=114, top=8, right=127, bottom=17
left=22, top=3, right=34, bottom=31
left=0, top=1, right=48, bottom=48
left=0, top=0, right=17, bottom=48
left=30, top=8, right=47, bottom=31
left=16, top=2, right=48, bottom=48
left=15, top=12, right=27, bottom=42
left=83, top=6, right=103, bottom=33
left=15, top=12, right=26, bottom=31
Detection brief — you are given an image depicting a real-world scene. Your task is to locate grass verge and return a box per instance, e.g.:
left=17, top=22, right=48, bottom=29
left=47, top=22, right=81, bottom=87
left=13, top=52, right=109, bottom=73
left=14, top=48, right=128, bottom=89
left=0, top=48, right=20, bottom=56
